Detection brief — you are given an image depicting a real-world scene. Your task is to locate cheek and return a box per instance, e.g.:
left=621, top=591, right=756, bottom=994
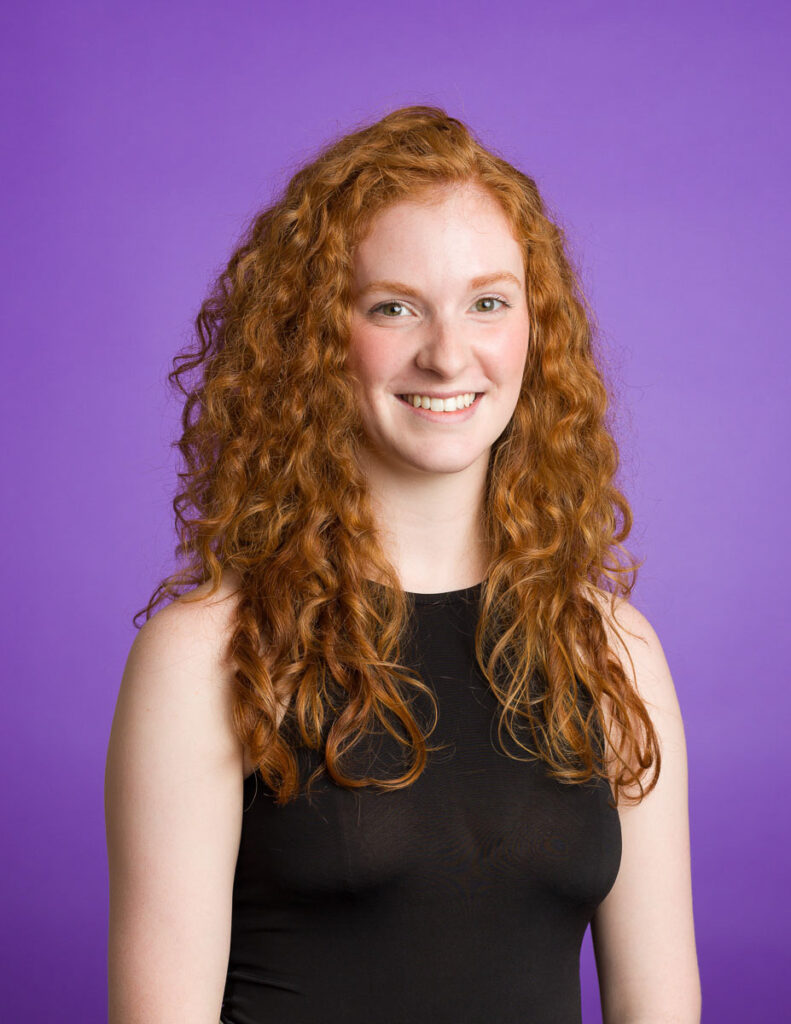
left=347, top=329, right=399, bottom=385
left=495, top=328, right=530, bottom=377
left=346, top=330, right=373, bottom=383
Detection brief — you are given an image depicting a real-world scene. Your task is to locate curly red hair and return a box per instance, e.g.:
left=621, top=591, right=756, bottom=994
left=135, top=104, right=660, bottom=809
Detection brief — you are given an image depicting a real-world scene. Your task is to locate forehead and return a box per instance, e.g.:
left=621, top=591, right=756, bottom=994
left=353, top=186, right=522, bottom=280
left=361, top=184, right=510, bottom=237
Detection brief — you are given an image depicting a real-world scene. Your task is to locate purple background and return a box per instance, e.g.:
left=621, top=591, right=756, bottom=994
left=2, top=1, right=788, bottom=1020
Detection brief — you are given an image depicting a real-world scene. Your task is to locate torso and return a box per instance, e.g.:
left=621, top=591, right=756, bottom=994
left=222, top=584, right=623, bottom=1024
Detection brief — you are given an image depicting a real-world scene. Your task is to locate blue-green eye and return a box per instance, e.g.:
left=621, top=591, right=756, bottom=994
left=370, top=295, right=511, bottom=318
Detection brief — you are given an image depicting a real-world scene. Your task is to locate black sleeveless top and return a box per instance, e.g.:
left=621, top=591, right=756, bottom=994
left=221, top=581, right=622, bottom=1024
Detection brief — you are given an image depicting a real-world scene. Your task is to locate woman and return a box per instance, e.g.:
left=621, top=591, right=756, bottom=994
left=105, top=105, right=701, bottom=1023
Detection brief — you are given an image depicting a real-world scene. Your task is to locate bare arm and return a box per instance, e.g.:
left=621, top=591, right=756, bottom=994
left=589, top=597, right=702, bottom=1023
left=105, top=580, right=244, bottom=1023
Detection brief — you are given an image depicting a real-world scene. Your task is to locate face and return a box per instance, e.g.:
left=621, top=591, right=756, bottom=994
left=346, top=182, right=531, bottom=483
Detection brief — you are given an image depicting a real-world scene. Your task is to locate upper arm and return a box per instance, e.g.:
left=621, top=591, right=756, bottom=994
left=104, top=581, right=245, bottom=1024
left=589, top=598, right=702, bottom=1023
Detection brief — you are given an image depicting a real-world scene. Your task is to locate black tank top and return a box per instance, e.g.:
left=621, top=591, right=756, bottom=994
left=221, top=581, right=622, bottom=1024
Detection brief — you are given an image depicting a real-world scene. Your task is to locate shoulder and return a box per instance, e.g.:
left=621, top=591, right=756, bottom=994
left=581, top=584, right=682, bottom=723
left=115, top=568, right=246, bottom=777
left=579, top=584, right=688, bottom=801
left=133, top=568, right=243, bottom=672
left=153, top=565, right=243, bottom=634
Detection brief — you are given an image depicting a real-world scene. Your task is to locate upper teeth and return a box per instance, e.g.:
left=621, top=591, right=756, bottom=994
left=400, top=393, right=477, bottom=411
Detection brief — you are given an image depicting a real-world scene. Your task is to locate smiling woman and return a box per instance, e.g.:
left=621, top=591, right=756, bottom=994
left=105, top=104, right=701, bottom=1024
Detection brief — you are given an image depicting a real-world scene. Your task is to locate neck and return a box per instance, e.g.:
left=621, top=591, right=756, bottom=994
left=360, top=449, right=491, bottom=593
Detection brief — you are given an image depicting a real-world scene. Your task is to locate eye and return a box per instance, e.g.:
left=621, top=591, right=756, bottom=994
left=473, top=295, right=510, bottom=313
left=371, top=300, right=410, bottom=318
left=369, top=295, right=511, bottom=318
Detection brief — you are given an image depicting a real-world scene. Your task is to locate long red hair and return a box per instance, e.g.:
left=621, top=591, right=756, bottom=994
left=135, top=104, right=660, bottom=808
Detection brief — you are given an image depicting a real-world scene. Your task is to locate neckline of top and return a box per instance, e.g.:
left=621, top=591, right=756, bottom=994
left=370, top=578, right=486, bottom=605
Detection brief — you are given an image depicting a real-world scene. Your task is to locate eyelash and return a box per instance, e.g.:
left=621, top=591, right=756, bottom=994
left=370, top=295, right=512, bottom=318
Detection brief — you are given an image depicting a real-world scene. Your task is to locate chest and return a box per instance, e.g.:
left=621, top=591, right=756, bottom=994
left=235, top=668, right=622, bottom=912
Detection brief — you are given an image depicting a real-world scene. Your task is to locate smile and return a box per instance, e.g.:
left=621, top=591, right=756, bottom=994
left=395, top=392, right=483, bottom=421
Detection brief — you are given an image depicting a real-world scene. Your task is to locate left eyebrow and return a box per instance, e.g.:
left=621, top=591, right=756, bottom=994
left=357, top=271, right=523, bottom=298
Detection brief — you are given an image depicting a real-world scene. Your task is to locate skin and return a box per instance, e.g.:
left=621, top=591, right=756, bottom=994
left=345, top=181, right=531, bottom=594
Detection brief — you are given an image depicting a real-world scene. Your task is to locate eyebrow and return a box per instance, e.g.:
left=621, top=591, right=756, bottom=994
left=357, top=271, right=523, bottom=298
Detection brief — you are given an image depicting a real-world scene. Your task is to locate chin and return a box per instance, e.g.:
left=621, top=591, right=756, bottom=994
left=396, top=449, right=488, bottom=474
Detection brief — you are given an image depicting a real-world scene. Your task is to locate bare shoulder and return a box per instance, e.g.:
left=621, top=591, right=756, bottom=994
left=108, top=565, right=247, bottom=801
left=578, top=582, right=689, bottom=808
left=131, top=567, right=240, bottom=675
left=166, top=565, right=244, bottom=638
left=116, top=566, right=247, bottom=775
left=581, top=583, right=683, bottom=723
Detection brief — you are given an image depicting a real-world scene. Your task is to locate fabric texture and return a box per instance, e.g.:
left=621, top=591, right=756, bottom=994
left=221, top=581, right=622, bottom=1024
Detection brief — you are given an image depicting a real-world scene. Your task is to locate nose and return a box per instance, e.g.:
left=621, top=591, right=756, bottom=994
left=413, top=320, right=473, bottom=379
